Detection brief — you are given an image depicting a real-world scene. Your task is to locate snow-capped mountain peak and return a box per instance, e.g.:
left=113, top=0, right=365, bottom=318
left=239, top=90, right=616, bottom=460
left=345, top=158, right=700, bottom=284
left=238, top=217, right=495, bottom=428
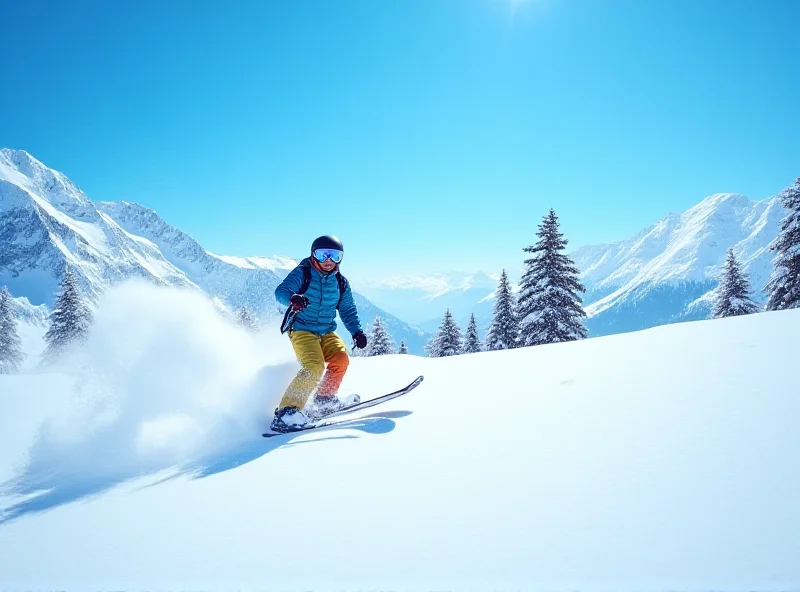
left=572, top=190, right=785, bottom=334
left=1, top=154, right=198, bottom=305
left=576, top=193, right=778, bottom=290
left=0, top=150, right=310, bottom=318
left=1, top=149, right=92, bottom=215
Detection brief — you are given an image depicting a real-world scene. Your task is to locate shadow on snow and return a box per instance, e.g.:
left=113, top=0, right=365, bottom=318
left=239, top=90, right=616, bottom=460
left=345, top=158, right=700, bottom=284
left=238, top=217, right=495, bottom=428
left=0, top=410, right=413, bottom=526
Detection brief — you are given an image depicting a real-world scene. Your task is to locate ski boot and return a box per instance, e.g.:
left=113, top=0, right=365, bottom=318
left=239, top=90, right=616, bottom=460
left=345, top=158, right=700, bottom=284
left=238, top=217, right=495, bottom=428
left=306, top=393, right=361, bottom=421
left=270, top=406, right=311, bottom=433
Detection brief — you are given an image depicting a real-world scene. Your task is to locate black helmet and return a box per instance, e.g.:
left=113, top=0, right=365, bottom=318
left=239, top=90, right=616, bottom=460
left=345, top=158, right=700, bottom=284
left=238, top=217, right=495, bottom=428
left=311, top=235, right=343, bottom=253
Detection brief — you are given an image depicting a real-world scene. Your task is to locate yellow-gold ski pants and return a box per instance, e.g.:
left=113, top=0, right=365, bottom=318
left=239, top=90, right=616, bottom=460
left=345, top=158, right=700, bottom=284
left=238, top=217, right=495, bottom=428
left=277, top=330, right=349, bottom=410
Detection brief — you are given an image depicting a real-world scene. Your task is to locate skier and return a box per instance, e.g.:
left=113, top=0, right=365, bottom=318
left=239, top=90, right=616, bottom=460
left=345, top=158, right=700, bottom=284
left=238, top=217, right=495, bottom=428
left=270, top=235, right=368, bottom=433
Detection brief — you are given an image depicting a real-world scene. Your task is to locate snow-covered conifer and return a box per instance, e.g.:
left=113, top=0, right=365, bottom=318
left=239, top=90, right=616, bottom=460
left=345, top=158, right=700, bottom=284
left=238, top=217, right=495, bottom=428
left=43, top=268, right=93, bottom=362
left=425, top=309, right=462, bottom=357
left=236, top=305, right=258, bottom=332
left=0, top=286, right=24, bottom=374
left=517, top=209, right=587, bottom=346
left=485, top=269, right=518, bottom=351
left=463, top=313, right=482, bottom=353
left=712, top=249, right=760, bottom=318
left=765, top=179, right=800, bottom=311
left=367, top=316, right=395, bottom=356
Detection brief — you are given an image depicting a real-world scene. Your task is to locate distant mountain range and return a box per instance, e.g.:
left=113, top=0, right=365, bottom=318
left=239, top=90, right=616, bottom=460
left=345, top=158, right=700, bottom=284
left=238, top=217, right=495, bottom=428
left=357, top=272, right=500, bottom=332
left=0, top=149, right=430, bottom=354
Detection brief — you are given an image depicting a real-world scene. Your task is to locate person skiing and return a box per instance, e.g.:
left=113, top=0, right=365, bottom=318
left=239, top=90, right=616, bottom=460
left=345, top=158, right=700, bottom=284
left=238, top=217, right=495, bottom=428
left=270, top=235, right=368, bottom=433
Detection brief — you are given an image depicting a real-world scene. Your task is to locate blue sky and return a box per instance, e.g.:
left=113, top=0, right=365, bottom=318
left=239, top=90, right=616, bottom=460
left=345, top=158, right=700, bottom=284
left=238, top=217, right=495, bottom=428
left=2, top=0, right=798, bottom=280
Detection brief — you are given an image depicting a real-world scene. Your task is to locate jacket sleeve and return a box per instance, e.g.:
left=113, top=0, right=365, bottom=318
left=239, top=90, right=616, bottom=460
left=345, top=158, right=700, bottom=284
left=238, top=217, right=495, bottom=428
left=275, top=265, right=304, bottom=307
left=337, top=281, right=363, bottom=337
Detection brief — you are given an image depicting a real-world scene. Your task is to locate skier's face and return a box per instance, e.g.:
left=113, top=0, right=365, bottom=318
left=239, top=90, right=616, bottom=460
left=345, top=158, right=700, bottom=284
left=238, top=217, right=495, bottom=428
left=319, top=259, right=337, bottom=272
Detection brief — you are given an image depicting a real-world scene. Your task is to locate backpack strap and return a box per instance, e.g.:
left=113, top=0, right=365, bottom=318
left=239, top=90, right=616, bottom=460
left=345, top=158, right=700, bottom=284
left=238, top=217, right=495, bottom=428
left=335, top=272, right=348, bottom=310
left=297, top=260, right=312, bottom=295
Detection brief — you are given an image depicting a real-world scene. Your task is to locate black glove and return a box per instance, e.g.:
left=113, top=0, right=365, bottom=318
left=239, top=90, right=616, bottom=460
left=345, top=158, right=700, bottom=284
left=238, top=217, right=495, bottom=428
left=290, top=294, right=310, bottom=312
left=353, top=330, right=368, bottom=349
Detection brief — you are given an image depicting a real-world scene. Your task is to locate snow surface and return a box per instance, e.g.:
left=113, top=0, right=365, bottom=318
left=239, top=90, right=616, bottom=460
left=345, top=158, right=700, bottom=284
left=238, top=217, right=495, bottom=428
left=0, top=281, right=798, bottom=590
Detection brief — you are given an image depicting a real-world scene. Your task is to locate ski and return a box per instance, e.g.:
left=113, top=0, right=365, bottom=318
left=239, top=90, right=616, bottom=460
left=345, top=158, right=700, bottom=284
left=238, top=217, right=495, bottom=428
left=262, top=375, right=423, bottom=438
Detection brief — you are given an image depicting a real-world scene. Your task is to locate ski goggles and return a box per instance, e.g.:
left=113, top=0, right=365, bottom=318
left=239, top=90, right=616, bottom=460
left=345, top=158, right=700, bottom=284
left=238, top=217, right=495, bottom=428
left=312, top=248, right=343, bottom=264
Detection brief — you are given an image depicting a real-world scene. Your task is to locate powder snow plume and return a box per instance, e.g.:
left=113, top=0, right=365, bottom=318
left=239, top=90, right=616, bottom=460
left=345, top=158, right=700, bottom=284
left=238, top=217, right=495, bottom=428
left=1, top=281, right=298, bottom=520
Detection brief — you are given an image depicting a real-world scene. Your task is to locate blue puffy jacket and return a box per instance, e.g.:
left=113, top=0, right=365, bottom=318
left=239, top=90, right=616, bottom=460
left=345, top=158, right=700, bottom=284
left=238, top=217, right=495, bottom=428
left=275, top=258, right=363, bottom=337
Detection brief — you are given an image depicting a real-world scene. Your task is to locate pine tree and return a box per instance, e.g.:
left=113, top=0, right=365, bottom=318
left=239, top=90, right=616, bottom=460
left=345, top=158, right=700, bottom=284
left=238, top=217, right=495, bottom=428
left=367, top=316, right=395, bottom=356
left=425, top=309, right=462, bottom=357
left=236, top=305, right=258, bottom=332
left=517, top=209, right=587, bottom=346
left=712, top=248, right=760, bottom=318
left=43, top=268, right=93, bottom=361
left=765, top=179, right=800, bottom=311
left=424, top=334, right=440, bottom=357
left=0, top=286, right=24, bottom=374
left=398, top=340, right=408, bottom=354
left=485, top=269, right=519, bottom=351
left=463, top=313, right=482, bottom=353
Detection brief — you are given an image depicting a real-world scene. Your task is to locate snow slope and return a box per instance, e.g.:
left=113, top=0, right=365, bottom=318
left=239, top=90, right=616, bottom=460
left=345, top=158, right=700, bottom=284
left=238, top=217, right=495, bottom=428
left=0, top=281, right=797, bottom=590
left=572, top=193, right=784, bottom=335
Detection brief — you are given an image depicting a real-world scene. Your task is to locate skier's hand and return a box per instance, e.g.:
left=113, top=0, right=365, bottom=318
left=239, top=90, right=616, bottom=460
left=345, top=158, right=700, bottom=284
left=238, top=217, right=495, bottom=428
left=290, top=294, right=310, bottom=312
left=353, top=330, right=367, bottom=349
